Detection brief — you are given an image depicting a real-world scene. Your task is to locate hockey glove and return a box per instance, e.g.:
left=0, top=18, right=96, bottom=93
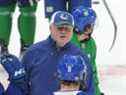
left=0, top=54, right=26, bottom=81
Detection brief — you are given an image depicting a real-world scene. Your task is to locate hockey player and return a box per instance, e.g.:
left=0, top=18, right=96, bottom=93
left=0, top=0, right=38, bottom=56
left=44, top=0, right=92, bottom=19
left=0, top=53, right=27, bottom=95
left=71, top=6, right=101, bottom=95
left=0, top=11, right=95, bottom=95
left=54, top=54, right=95, bottom=95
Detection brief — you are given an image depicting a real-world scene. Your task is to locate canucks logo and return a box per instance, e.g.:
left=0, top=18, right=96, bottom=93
left=60, top=13, right=69, bottom=20
left=81, top=43, right=86, bottom=49
left=67, top=64, right=73, bottom=73
left=83, top=10, right=89, bottom=16
left=87, top=54, right=91, bottom=59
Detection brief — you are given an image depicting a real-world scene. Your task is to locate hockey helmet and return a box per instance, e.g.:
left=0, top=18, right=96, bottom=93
left=57, top=54, right=87, bottom=82
left=72, top=6, right=96, bottom=34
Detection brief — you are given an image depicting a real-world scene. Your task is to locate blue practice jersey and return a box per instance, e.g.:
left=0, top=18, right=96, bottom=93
left=44, top=0, right=92, bottom=17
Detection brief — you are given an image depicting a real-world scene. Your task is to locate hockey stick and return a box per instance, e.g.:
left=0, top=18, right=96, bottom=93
left=93, top=0, right=118, bottom=51
left=102, top=0, right=118, bottom=51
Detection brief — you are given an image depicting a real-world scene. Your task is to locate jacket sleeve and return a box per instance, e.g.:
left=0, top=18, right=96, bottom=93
left=5, top=82, right=26, bottom=95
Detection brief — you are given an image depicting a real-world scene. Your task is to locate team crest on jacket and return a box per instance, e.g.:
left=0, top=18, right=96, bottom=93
left=81, top=43, right=86, bottom=49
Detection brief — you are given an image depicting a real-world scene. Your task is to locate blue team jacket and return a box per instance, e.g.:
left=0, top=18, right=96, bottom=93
left=0, top=83, right=4, bottom=95
left=6, top=36, right=95, bottom=95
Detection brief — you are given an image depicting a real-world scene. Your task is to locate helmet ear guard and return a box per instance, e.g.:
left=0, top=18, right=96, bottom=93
left=78, top=57, right=88, bottom=91
left=79, top=69, right=88, bottom=91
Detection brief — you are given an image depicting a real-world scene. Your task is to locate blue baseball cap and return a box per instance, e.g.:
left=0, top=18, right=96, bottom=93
left=50, top=11, right=74, bottom=27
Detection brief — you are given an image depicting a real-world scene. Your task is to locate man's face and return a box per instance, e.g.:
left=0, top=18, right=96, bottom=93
left=77, top=25, right=93, bottom=41
left=50, top=24, right=73, bottom=47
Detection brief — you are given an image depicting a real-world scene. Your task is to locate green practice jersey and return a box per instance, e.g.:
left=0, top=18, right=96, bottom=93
left=71, top=33, right=101, bottom=95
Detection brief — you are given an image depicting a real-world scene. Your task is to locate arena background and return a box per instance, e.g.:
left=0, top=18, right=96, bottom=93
left=0, top=0, right=126, bottom=94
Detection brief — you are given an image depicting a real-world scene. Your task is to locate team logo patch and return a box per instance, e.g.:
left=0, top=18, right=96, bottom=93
left=60, top=13, right=69, bottom=20
left=83, top=10, right=89, bottom=16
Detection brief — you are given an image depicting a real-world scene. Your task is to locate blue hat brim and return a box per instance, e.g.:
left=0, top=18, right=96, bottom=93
left=55, top=21, right=74, bottom=27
